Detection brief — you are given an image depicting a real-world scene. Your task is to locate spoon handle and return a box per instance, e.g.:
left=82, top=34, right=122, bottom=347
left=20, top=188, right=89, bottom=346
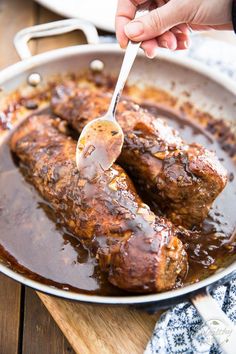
left=107, top=1, right=151, bottom=117
left=107, top=40, right=141, bottom=117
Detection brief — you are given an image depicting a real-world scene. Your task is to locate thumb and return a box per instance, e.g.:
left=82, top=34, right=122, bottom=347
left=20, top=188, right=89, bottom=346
left=124, top=1, right=185, bottom=41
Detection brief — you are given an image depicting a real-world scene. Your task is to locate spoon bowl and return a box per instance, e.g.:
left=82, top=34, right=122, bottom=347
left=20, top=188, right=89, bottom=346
left=76, top=115, right=124, bottom=179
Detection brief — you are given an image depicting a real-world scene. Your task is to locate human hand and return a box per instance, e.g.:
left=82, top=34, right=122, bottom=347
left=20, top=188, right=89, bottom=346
left=116, top=0, right=233, bottom=58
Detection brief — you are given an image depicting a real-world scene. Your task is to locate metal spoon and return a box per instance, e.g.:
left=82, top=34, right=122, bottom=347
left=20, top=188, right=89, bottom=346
left=76, top=2, right=150, bottom=179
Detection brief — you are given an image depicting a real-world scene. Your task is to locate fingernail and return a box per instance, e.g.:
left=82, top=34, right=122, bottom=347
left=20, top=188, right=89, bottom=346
left=170, top=42, right=177, bottom=51
left=159, top=40, right=176, bottom=50
left=146, top=51, right=155, bottom=59
left=184, top=40, right=189, bottom=48
left=125, top=21, right=144, bottom=38
left=159, top=40, right=168, bottom=49
left=120, top=42, right=127, bottom=49
left=182, top=40, right=190, bottom=49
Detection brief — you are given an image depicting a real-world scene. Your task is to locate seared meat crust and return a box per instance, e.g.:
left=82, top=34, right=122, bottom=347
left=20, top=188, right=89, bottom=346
left=10, top=114, right=187, bottom=293
left=51, top=83, right=227, bottom=228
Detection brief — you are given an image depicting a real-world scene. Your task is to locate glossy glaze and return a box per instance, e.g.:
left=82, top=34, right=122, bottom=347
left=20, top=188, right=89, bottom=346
left=0, top=78, right=236, bottom=295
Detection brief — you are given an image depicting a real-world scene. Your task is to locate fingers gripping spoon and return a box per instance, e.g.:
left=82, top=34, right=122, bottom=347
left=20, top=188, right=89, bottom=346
left=76, top=2, right=150, bottom=179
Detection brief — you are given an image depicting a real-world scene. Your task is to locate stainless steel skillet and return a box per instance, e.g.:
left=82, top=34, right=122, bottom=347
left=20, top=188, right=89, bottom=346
left=0, top=18, right=236, bottom=352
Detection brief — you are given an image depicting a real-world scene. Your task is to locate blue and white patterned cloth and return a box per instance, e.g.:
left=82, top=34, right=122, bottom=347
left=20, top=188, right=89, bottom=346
left=145, top=275, right=236, bottom=354
left=144, top=34, right=236, bottom=354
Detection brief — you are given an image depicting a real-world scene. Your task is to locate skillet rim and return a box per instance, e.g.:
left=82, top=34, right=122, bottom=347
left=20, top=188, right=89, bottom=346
left=0, top=43, right=236, bottom=304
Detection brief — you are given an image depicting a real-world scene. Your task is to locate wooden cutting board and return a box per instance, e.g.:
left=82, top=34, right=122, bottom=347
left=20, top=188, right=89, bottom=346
left=37, top=292, right=161, bottom=354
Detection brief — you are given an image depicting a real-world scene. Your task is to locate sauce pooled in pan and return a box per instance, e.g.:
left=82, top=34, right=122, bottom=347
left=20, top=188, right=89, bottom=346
left=0, top=78, right=236, bottom=295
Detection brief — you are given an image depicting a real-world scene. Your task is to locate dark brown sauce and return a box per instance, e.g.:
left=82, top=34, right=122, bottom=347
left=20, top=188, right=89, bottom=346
left=0, top=139, right=125, bottom=296
left=142, top=102, right=236, bottom=284
left=0, top=102, right=236, bottom=295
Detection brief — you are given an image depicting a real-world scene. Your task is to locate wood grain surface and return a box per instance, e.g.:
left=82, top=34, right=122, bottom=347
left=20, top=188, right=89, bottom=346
left=0, top=1, right=159, bottom=353
left=0, top=273, right=21, bottom=354
left=23, top=289, right=74, bottom=354
left=38, top=293, right=159, bottom=354
left=0, top=0, right=36, bottom=68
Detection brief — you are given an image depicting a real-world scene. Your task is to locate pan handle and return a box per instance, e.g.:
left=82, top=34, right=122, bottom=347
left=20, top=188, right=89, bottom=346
left=14, top=18, right=99, bottom=61
left=191, top=290, right=236, bottom=354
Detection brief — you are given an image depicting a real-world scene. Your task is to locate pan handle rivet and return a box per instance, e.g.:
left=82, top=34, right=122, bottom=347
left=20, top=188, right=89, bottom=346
left=90, top=60, right=104, bottom=72
left=27, top=72, right=42, bottom=87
